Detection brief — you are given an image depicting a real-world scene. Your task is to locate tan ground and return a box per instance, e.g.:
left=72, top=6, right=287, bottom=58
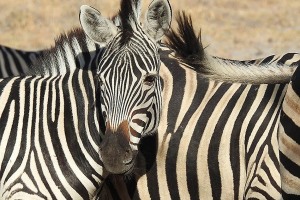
left=0, top=0, right=299, bottom=59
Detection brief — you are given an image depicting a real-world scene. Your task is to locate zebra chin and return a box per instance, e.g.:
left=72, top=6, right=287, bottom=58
left=99, top=121, right=138, bottom=174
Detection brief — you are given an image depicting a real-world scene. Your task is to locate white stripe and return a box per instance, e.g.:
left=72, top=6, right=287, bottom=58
left=21, top=173, right=38, bottom=193
left=30, top=151, right=52, bottom=199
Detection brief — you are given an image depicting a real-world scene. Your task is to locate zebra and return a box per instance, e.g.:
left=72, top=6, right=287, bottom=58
left=279, top=65, right=300, bottom=199
left=78, top=0, right=172, bottom=175
left=1, top=3, right=298, bottom=199
left=95, top=12, right=300, bottom=199
left=0, top=0, right=172, bottom=198
left=0, top=45, right=43, bottom=78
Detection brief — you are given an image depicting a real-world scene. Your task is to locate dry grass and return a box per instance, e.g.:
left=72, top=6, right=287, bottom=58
left=0, top=0, right=300, bottom=59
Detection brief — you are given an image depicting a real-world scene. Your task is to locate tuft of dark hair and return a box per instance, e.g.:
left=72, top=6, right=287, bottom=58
left=119, top=0, right=138, bottom=45
left=165, top=11, right=207, bottom=73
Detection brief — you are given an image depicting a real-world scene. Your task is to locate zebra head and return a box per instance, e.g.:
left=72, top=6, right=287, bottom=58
left=80, top=0, right=171, bottom=174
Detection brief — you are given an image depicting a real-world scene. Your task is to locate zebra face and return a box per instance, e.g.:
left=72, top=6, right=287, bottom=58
left=97, top=35, right=162, bottom=173
left=80, top=0, right=171, bottom=174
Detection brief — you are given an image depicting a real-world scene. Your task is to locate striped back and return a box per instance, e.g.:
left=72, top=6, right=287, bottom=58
left=279, top=66, right=300, bottom=198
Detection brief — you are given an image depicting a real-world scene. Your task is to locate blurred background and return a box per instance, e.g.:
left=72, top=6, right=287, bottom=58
left=0, top=0, right=299, bottom=59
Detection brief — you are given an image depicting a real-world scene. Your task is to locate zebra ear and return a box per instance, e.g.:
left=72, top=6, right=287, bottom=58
left=79, top=5, right=118, bottom=45
left=144, top=0, right=172, bottom=42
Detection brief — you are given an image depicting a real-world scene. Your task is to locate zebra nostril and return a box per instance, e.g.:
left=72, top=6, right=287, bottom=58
left=125, top=149, right=130, bottom=157
left=123, top=148, right=133, bottom=164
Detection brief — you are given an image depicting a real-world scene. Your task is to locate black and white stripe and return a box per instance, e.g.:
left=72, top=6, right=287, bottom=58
left=0, top=0, right=172, bottom=197
left=102, top=49, right=291, bottom=200
left=0, top=70, right=105, bottom=199
left=279, top=65, right=300, bottom=199
left=0, top=7, right=107, bottom=200
left=79, top=0, right=172, bottom=175
left=0, top=45, right=43, bottom=78
left=1, top=4, right=299, bottom=199
left=99, top=12, right=300, bottom=199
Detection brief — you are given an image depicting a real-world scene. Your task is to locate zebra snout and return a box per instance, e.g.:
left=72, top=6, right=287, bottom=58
left=99, top=131, right=135, bottom=174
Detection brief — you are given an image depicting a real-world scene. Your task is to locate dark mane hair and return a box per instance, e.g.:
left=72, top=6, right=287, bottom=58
left=28, top=27, right=101, bottom=75
left=118, top=0, right=139, bottom=45
left=165, top=11, right=207, bottom=73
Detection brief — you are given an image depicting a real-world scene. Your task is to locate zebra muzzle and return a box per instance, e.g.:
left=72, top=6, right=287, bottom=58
left=99, top=121, right=136, bottom=174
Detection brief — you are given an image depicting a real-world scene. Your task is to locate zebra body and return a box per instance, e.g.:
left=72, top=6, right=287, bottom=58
left=99, top=13, right=300, bottom=199
left=104, top=49, right=288, bottom=200
left=0, top=45, right=43, bottom=78
left=279, top=65, right=300, bottom=199
left=0, top=71, right=105, bottom=199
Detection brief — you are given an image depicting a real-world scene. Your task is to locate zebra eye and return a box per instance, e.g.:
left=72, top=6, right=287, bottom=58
left=143, top=75, right=156, bottom=86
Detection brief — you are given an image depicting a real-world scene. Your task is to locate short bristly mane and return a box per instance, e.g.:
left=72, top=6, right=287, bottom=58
left=165, top=11, right=297, bottom=84
left=118, top=0, right=140, bottom=45
left=28, top=28, right=102, bottom=76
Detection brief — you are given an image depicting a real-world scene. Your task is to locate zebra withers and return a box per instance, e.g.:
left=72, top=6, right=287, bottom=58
left=279, top=65, right=300, bottom=199
left=79, top=0, right=172, bottom=175
left=98, top=12, right=300, bottom=199
left=0, top=45, right=43, bottom=78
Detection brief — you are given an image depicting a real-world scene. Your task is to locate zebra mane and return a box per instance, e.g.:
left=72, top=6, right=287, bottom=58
left=165, top=11, right=206, bottom=73
left=118, top=0, right=141, bottom=45
left=29, top=27, right=101, bottom=76
left=165, top=11, right=297, bottom=84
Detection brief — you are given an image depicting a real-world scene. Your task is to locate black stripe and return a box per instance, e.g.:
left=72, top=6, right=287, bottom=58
left=6, top=77, right=33, bottom=180
left=280, top=111, right=300, bottom=145
left=245, top=84, right=278, bottom=166
left=260, top=55, right=275, bottom=65
left=292, top=66, right=300, bottom=97
left=280, top=150, right=300, bottom=179
left=0, top=81, right=18, bottom=180
left=1, top=49, right=13, bottom=76
left=282, top=191, right=300, bottom=199
left=138, top=133, right=159, bottom=199
left=277, top=53, right=296, bottom=65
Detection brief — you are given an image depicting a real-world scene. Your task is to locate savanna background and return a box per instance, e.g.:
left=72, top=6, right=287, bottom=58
left=0, top=0, right=300, bottom=59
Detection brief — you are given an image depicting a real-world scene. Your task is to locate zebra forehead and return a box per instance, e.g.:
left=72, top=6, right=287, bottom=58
left=108, top=31, right=158, bottom=53
left=100, top=48, right=159, bottom=74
